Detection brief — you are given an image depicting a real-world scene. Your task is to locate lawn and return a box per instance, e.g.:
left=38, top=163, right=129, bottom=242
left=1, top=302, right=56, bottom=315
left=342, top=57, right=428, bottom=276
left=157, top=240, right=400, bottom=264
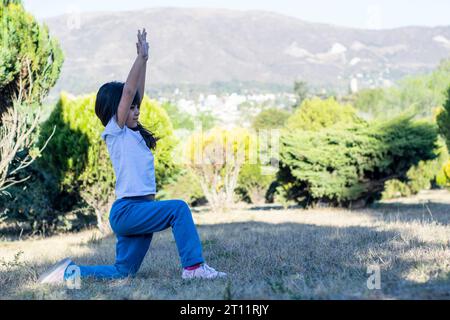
left=1, top=190, right=450, bottom=300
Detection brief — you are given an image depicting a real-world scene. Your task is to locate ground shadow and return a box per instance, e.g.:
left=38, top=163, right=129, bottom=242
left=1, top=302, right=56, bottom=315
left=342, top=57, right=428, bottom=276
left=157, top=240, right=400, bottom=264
left=368, top=200, right=450, bottom=225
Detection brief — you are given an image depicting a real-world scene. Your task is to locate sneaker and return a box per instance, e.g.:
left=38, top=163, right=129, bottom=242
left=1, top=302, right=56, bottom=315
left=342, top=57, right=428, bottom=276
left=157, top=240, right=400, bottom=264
left=38, top=258, right=73, bottom=284
left=182, top=263, right=227, bottom=279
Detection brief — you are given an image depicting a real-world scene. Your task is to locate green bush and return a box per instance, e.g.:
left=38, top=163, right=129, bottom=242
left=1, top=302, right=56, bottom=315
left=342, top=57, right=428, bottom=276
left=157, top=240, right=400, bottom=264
left=0, top=1, right=63, bottom=114
left=382, top=179, right=412, bottom=199
left=278, top=116, right=438, bottom=207
left=437, top=87, right=450, bottom=150
left=286, top=97, right=364, bottom=131
left=236, top=163, right=275, bottom=204
left=251, top=107, right=290, bottom=130
left=382, top=139, right=449, bottom=199
left=0, top=164, right=96, bottom=236
left=158, top=169, right=206, bottom=206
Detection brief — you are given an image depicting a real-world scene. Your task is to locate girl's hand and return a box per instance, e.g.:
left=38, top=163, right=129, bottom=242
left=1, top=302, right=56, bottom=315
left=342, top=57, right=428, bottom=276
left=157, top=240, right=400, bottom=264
left=136, top=28, right=149, bottom=61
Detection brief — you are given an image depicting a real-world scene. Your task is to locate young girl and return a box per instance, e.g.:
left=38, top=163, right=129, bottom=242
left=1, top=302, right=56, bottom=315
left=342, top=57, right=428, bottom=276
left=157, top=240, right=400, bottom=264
left=38, top=29, right=226, bottom=283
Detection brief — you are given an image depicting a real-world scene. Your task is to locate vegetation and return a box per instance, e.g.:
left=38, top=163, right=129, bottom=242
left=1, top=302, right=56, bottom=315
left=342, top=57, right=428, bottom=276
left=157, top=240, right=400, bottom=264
left=278, top=116, right=438, bottom=207
left=352, top=59, right=450, bottom=120
left=251, top=107, right=290, bottom=130
left=184, top=127, right=255, bottom=211
left=286, top=97, right=364, bottom=131
left=0, top=0, right=64, bottom=115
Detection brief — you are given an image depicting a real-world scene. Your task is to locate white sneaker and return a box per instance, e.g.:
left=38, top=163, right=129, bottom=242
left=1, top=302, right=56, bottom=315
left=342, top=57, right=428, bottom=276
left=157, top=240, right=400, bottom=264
left=182, top=263, right=227, bottom=279
left=38, top=258, right=73, bottom=284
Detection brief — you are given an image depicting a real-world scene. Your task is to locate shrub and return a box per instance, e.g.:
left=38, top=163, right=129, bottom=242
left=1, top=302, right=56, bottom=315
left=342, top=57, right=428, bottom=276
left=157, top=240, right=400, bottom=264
left=251, top=107, right=290, bottom=130
left=278, top=116, right=438, bottom=207
left=382, top=139, right=449, bottom=199
left=184, top=127, right=255, bottom=212
left=236, top=163, right=275, bottom=205
left=286, top=97, right=364, bottom=131
left=437, top=87, right=450, bottom=150
left=158, top=168, right=206, bottom=206
left=0, top=1, right=63, bottom=114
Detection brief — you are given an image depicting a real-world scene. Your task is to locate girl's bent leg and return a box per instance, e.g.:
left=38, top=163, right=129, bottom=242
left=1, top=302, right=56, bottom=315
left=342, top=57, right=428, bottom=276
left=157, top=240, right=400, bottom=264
left=65, top=233, right=153, bottom=280
left=114, top=234, right=153, bottom=276
left=110, top=199, right=204, bottom=268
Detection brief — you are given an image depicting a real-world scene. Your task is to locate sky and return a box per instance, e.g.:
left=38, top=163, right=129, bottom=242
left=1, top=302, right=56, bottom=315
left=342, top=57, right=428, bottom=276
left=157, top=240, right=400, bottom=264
left=22, top=0, right=450, bottom=30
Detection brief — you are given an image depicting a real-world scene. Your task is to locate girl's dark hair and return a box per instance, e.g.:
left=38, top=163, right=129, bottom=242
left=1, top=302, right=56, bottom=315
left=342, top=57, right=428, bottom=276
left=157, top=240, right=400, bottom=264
left=95, top=81, right=158, bottom=150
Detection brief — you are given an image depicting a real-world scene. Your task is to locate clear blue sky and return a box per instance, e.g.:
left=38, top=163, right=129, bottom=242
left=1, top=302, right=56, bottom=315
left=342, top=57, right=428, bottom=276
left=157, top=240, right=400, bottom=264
left=22, top=0, right=450, bottom=30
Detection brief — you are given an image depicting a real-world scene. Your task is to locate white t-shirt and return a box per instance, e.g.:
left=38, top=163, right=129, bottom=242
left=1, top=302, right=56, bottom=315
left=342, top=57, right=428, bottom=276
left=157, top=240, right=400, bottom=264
left=101, top=115, right=156, bottom=199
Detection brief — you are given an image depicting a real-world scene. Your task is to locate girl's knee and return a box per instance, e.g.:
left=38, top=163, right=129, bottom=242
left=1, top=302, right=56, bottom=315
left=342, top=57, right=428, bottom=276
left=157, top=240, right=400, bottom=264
left=172, top=199, right=190, bottom=211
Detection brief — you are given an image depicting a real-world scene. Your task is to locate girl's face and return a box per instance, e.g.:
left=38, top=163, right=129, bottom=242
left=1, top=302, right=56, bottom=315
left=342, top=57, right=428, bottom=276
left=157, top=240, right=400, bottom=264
left=126, top=104, right=140, bottom=128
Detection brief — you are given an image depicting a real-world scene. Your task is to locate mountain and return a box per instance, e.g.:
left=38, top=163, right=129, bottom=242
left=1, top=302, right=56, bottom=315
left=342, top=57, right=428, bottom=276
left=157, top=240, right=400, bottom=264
left=43, top=7, right=450, bottom=97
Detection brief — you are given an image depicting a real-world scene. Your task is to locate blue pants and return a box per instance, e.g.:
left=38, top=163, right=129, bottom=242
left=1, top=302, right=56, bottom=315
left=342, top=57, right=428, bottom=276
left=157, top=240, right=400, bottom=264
left=65, top=198, right=204, bottom=279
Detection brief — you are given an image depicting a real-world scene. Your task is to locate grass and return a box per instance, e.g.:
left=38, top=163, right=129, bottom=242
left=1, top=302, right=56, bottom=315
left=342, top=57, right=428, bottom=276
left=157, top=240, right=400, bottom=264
left=1, top=189, right=450, bottom=299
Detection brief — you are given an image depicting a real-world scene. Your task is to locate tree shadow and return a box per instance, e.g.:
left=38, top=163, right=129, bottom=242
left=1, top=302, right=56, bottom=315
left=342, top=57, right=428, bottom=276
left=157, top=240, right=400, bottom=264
left=2, top=219, right=450, bottom=299
left=368, top=200, right=450, bottom=225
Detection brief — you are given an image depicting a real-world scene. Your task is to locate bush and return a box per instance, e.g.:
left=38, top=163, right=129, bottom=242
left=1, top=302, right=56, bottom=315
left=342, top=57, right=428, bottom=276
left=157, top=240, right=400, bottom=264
left=382, top=139, right=449, bottom=199
left=0, top=1, right=64, bottom=114
left=278, top=116, right=438, bottom=207
left=0, top=166, right=95, bottom=236
left=236, top=163, right=275, bottom=205
left=286, top=97, right=364, bottom=131
left=184, top=126, right=255, bottom=212
left=251, top=107, right=290, bottom=130
left=158, top=169, right=206, bottom=206
left=437, top=87, right=450, bottom=150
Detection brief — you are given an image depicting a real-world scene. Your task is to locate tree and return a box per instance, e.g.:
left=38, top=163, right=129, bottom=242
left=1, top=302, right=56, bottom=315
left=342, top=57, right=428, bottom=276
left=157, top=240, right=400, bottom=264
left=0, top=1, right=60, bottom=198
left=293, top=80, right=309, bottom=108
left=184, top=127, right=255, bottom=212
left=286, top=97, right=364, bottom=131
left=0, top=101, right=55, bottom=197
left=0, top=0, right=64, bottom=116
left=437, top=87, right=450, bottom=150
left=251, top=107, right=290, bottom=130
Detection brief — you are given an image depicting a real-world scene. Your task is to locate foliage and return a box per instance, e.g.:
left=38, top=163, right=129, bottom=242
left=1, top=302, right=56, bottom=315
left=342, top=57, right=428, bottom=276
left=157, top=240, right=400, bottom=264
left=161, top=102, right=195, bottom=131
left=251, top=107, right=290, bottom=130
left=236, top=163, right=275, bottom=204
left=158, top=168, right=206, bottom=206
left=437, top=87, right=450, bottom=151
left=353, top=59, right=450, bottom=119
left=184, top=126, right=255, bottom=211
left=286, top=97, right=364, bottom=131
left=293, top=80, right=309, bottom=108
left=278, top=116, right=438, bottom=207
left=0, top=1, right=63, bottom=114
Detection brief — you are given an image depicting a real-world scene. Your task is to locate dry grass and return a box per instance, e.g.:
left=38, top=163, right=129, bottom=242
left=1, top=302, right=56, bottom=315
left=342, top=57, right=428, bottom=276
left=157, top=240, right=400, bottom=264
left=1, top=190, right=450, bottom=300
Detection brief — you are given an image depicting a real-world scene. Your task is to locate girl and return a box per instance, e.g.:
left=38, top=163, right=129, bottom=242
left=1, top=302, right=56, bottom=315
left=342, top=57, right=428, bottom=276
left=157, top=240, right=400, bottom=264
left=38, top=29, right=226, bottom=283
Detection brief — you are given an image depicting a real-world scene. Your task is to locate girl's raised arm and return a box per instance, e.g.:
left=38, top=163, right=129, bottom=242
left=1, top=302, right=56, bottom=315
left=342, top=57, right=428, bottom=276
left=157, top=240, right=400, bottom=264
left=137, top=29, right=148, bottom=106
left=116, top=29, right=149, bottom=128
